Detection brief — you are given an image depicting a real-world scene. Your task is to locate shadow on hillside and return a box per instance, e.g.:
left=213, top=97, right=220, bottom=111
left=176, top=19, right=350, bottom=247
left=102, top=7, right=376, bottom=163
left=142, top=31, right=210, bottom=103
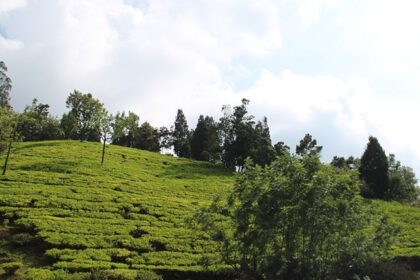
left=17, top=161, right=78, bottom=174
left=12, top=141, right=65, bottom=152
left=158, top=161, right=233, bottom=180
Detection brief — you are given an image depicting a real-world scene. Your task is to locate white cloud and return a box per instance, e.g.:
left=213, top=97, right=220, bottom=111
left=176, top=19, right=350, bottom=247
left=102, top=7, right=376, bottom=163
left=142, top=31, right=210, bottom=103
left=0, top=36, right=23, bottom=50
left=0, top=0, right=26, bottom=14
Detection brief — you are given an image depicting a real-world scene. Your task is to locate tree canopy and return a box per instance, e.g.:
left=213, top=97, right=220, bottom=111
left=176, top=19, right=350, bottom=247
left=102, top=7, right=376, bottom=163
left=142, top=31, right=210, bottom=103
left=194, top=152, right=396, bottom=279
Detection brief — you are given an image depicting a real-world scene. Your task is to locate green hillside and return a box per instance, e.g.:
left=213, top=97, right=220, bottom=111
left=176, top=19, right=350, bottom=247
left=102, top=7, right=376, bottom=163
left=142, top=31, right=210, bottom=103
left=0, top=141, right=419, bottom=279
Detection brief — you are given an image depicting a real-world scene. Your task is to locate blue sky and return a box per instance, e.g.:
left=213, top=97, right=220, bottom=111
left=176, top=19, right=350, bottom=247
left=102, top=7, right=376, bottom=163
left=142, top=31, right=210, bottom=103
left=1, top=0, right=420, bottom=175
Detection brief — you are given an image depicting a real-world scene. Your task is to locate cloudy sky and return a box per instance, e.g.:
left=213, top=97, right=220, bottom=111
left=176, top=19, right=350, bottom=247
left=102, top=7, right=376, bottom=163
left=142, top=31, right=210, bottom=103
left=1, top=0, right=420, bottom=174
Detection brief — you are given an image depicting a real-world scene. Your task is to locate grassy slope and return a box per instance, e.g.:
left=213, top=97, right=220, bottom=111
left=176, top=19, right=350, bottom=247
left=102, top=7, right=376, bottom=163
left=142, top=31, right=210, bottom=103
left=0, top=140, right=419, bottom=277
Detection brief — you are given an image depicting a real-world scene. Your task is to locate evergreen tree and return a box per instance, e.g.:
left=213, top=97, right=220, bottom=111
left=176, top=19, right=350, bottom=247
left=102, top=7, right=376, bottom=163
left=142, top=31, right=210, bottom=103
left=252, top=117, right=275, bottom=166
left=190, top=115, right=221, bottom=162
left=359, top=136, right=390, bottom=199
left=172, top=109, right=191, bottom=158
left=0, top=61, right=12, bottom=110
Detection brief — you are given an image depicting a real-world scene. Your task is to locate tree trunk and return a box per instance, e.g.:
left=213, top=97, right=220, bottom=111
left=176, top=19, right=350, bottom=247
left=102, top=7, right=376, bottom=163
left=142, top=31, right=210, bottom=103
left=101, top=137, right=106, bottom=166
left=2, top=139, right=13, bottom=175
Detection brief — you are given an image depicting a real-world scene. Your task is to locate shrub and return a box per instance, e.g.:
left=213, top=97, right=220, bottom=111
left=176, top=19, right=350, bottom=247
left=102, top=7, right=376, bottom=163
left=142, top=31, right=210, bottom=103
left=1, top=261, right=23, bottom=275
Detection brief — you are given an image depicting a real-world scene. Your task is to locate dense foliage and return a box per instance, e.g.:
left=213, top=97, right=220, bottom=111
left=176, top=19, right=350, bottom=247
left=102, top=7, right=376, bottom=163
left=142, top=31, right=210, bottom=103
left=359, top=136, right=390, bottom=199
left=194, top=153, right=400, bottom=279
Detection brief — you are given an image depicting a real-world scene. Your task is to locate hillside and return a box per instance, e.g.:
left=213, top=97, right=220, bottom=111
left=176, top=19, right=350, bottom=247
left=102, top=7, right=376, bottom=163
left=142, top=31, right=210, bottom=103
left=0, top=141, right=419, bottom=279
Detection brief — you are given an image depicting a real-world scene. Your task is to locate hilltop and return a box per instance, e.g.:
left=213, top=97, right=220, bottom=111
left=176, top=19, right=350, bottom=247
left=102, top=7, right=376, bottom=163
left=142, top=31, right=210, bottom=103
left=0, top=141, right=419, bottom=279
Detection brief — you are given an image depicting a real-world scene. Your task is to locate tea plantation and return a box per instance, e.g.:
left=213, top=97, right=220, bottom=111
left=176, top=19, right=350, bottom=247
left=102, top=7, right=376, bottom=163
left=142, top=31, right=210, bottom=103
left=0, top=141, right=419, bottom=279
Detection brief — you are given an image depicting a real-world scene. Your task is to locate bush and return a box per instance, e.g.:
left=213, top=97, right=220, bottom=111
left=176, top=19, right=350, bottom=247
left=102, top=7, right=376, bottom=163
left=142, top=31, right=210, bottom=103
left=1, top=261, right=23, bottom=275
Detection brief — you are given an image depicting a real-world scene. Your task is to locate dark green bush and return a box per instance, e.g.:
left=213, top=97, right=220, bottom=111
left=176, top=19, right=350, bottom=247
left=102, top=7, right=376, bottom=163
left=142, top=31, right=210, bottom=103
left=1, top=261, right=23, bottom=275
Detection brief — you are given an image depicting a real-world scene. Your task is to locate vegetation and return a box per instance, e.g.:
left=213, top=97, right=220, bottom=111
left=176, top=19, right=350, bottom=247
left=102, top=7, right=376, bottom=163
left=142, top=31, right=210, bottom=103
left=193, top=152, right=407, bottom=279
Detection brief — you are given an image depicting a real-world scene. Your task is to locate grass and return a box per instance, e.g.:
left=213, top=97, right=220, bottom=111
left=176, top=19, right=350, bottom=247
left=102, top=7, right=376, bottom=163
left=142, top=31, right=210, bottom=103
left=0, top=140, right=418, bottom=278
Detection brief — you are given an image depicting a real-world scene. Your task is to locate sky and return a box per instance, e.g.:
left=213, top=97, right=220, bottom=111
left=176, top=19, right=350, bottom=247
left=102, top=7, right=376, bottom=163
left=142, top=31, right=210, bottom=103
left=1, top=0, right=420, bottom=174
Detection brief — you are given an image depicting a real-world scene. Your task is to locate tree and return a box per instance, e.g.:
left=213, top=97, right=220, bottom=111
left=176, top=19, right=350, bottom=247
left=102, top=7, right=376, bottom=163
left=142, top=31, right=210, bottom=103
left=0, top=108, right=14, bottom=155
left=172, top=109, right=191, bottom=158
left=61, top=90, right=104, bottom=141
left=251, top=117, right=275, bottom=166
left=190, top=115, right=221, bottom=162
left=1, top=113, right=19, bottom=175
left=220, top=99, right=275, bottom=169
left=194, top=153, right=396, bottom=279
left=17, top=99, right=63, bottom=141
left=158, top=126, right=172, bottom=151
left=331, top=156, right=359, bottom=170
left=274, top=141, right=290, bottom=156
left=359, top=136, right=390, bottom=199
left=387, top=154, right=419, bottom=202
left=134, top=122, right=160, bottom=152
left=98, top=109, right=113, bottom=166
left=296, top=133, right=322, bottom=157
left=0, top=61, right=12, bottom=109
left=112, top=111, right=140, bottom=148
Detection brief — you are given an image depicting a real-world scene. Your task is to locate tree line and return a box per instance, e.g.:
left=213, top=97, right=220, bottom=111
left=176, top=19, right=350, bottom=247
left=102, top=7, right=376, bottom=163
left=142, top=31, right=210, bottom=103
left=0, top=61, right=418, bottom=202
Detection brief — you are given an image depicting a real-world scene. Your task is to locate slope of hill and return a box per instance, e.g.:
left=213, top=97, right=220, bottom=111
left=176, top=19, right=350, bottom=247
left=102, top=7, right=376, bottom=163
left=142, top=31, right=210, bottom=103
left=0, top=141, right=234, bottom=279
left=0, top=141, right=419, bottom=279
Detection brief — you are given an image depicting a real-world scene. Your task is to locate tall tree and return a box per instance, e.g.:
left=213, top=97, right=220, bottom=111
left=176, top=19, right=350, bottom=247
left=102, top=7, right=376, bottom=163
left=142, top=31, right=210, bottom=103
left=62, top=90, right=104, bottom=141
left=172, top=109, right=191, bottom=158
left=359, top=136, right=390, bottom=199
left=252, top=117, right=276, bottom=166
left=190, top=115, right=221, bottom=162
left=0, top=61, right=12, bottom=110
left=220, top=99, right=275, bottom=169
left=98, top=109, right=113, bottom=166
left=134, top=122, right=160, bottom=152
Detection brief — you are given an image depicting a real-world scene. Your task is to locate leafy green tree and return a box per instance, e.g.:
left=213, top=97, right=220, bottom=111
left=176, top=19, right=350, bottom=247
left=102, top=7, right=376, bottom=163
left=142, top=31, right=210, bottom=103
left=112, top=111, right=140, bottom=148
left=158, top=126, right=172, bottom=150
left=61, top=90, right=104, bottom=141
left=134, top=122, right=160, bottom=152
left=0, top=61, right=12, bottom=109
left=0, top=107, right=15, bottom=155
left=274, top=141, right=290, bottom=156
left=359, top=136, right=390, bottom=199
left=17, top=99, right=63, bottom=141
left=331, top=156, right=359, bottom=170
left=220, top=99, right=274, bottom=169
left=194, top=153, right=396, bottom=279
left=296, top=133, right=322, bottom=157
left=190, top=115, right=221, bottom=162
left=172, top=109, right=191, bottom=158
left=387, top=154, right=419, bottom=202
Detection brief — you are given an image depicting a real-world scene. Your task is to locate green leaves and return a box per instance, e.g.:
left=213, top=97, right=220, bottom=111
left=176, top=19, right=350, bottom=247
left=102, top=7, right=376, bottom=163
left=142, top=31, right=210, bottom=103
left=196, top=153, right=397, bottom=279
